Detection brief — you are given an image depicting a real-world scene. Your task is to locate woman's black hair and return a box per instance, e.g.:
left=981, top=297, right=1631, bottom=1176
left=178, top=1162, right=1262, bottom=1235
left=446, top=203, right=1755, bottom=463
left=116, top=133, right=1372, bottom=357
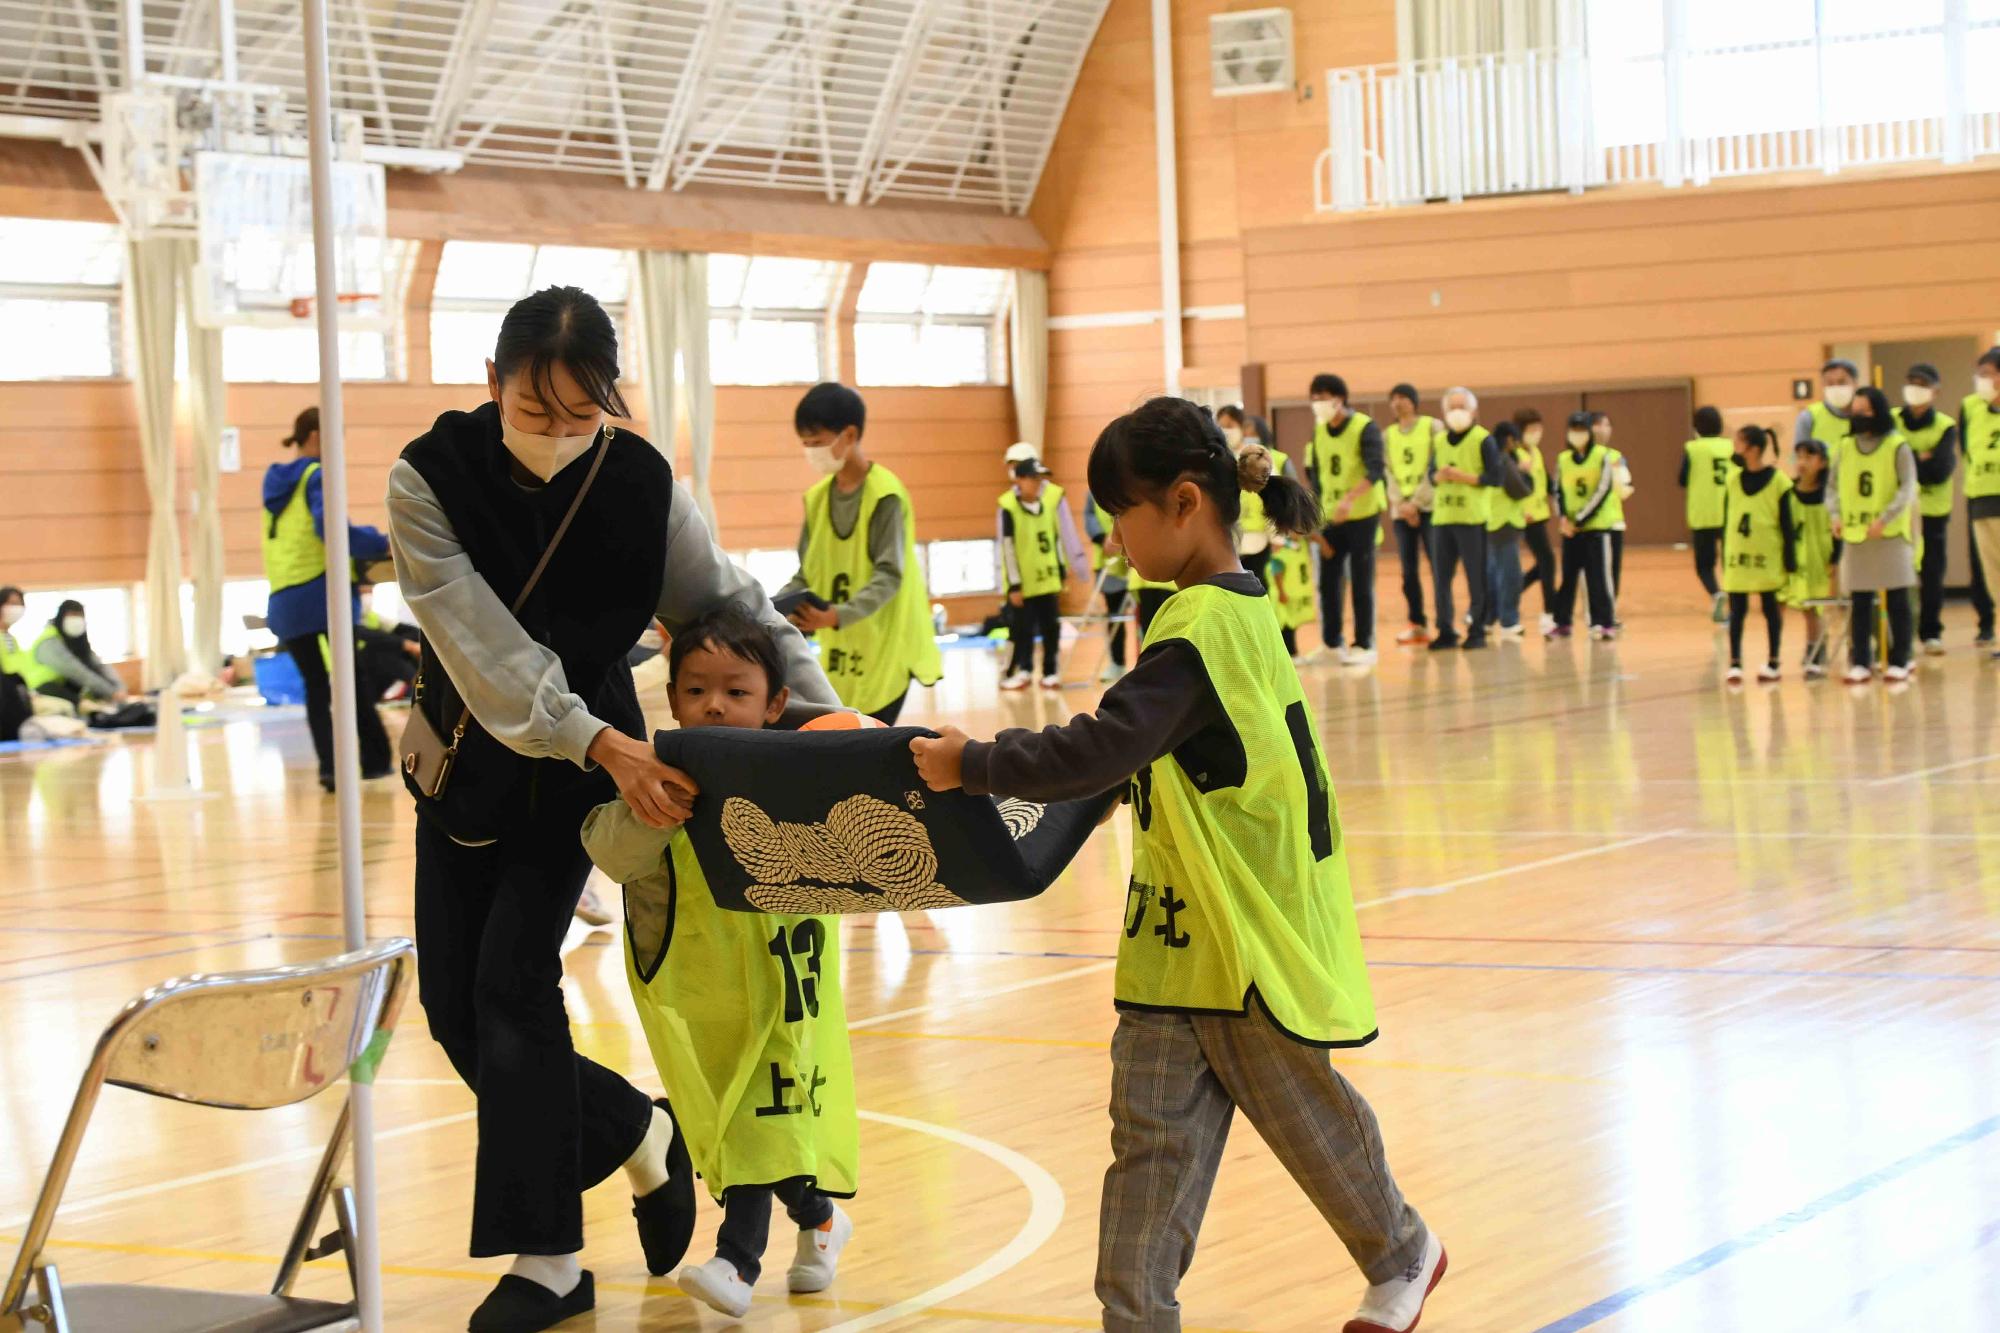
left=0, top=585, right=21, bottom=606
left=668, top=604, right=786, bottom=698
left=1737, top=423, right=1774, bottom=454
left=1511, top=406, right=1542, bottom=429
left=1215, top=404, right=1246, bottom=428
left=795, top=382, right=866, bottom=437
left=1851, top=385, right=1892, bottom=434
left=1310, top=373, right=1348, bottom=399
left=1978, top=345, right=2000, bottom=373
left=1490, top=420, right=1521, bottom=447
left=493, top=285, right=630, bottom=420
left=1794, top=436, right=1829, bottom=461
left=1390, top=382, right=1419, bottom=406
left=1086, top=397, right=1318, bottom=537
left=1693, top=405, right=1724, bottom=437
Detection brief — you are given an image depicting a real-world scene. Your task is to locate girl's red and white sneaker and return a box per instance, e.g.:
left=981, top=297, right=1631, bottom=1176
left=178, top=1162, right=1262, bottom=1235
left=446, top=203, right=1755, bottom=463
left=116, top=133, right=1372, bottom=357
left=1757, top=662, right=1781, bottom=683
left=1344, top=1232, right=1446, bottom=1333
left=1725, top=664, right=1745, bottom=685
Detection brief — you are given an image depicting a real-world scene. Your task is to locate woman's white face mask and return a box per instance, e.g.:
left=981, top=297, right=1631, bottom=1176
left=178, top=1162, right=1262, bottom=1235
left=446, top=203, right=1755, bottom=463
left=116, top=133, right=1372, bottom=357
left=1976, top=374, right=1998, bottom=404
left=60, top=615, right=85, bottom=638
left=0, top=604, right=21, bottom=630
left=1443, top=407, right=1474, bottom=433
left=1902, top=385, right=1935, bottom=409
left=500, top=411, right=598, bottom=483
left=1523, top=426, right=1544, bottom=448
left=1310, top=399, right=1339, bottom=425
left=1824, top=383, right=1856, bottom=411
left=1220, top=423, right=1245, bottom=450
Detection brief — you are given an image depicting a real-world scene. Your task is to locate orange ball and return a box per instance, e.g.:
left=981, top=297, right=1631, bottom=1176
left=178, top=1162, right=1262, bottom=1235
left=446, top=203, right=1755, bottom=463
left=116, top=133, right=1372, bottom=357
left=800, top=711, right=888, bottom=731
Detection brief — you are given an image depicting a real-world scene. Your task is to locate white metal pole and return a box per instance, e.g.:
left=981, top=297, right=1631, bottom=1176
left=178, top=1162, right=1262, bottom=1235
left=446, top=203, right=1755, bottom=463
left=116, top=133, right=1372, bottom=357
left=122, top=0, right=144, bottom=87
left=301, top=3, right=384, bottom=1330
left=1660, top=0, right=1685, bottom=187
left=1149, top=0, right=1182, bottom=395
left=1942, top=0, right=1969, bottom=164
left=218, top=0, right=239, bottom=84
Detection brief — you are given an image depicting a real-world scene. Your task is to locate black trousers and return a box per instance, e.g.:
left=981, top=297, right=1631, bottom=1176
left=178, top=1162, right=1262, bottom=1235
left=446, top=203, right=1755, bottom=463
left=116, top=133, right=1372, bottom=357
left=1429, top=523, right=1487, bottom=639
left=1392, top=515, right=1432, bottom=627
left=1522, top=520, right=1556, bottom=616
left=1612, top=530, right=1625, bottom=601
left=1008, top=592, right=1062, bottom=677
left=1555, top=530, right=1617, bottom=630
left=869, top=688, right=909, bottom=726
left=1101, top=588, right=1130, bottom=668
left=716, top=1181, right=835, bottom=1284
left=1317, top=517, right=1379, bottom=650
left=1136, top=587, right=1173, bottom=640
left=1851, top=588, right=1915, bottom=670
left=1692, top=528, right=1723, bottom=598
left=1728, top=591, right=1783, bottom=664
left=414, top=787, right=655, bottom=1256
left=282, top=633, right=391, bottom=780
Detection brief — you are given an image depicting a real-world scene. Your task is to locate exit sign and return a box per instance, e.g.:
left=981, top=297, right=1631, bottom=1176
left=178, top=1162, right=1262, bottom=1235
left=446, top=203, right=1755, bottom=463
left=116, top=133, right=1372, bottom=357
left=1791, top=378, right=1814, bottom=400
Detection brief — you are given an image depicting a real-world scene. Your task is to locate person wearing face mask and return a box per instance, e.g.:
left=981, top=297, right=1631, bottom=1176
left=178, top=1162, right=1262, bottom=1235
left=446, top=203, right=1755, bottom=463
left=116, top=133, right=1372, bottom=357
left=1551, top=412, right=1627, bottom=640
left=1510, top=408, right=1557, bottom=633
left=1827, top=385, right=1919, bottom=683
left=1425, top=386, right=1500, bottom=651
left=1590, top=412, right=1632, bottom=598
left=1962, top=346, right=2000, bottom=659
left=996, top=458, right=1088, bottom=689
left=19, top=599, right=127, bottom=706
left=1680, top=406, right=1736, bottom=624
left=262, top=406, right=395, bottom=790
left=1798, top=358, right=1859, bottom=456
left=1216, top=405, right=1293, bottom=587
left=1898, top=363, right=1969, bottom=656
left=1385, top=384, right=1438, bottom=643
left=773, top=383, right=940, bottom=725
left=386, top=285, right=839, bottom=1333
left=0, top=586, right=35, bottom=740
left=1304, top=373, right=1387, bottom=666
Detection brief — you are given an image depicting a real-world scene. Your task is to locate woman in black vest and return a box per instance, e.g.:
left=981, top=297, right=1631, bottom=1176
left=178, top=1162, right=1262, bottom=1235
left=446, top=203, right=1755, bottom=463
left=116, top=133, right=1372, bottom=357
left=387, top=287, right=837, bottom=1333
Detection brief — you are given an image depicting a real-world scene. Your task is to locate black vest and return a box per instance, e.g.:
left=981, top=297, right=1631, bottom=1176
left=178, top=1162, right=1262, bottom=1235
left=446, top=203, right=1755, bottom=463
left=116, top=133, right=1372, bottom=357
left=402, top=401, right=672, bottom=825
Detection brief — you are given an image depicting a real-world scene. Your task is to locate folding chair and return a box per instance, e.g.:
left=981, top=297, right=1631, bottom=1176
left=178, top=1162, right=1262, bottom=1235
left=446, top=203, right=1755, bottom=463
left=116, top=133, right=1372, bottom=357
left=1057, top=563, right=1135, bottom=690
left=1799, top=596, right=1851, bottom=673
left=3, top=939, right=416, bottom=1333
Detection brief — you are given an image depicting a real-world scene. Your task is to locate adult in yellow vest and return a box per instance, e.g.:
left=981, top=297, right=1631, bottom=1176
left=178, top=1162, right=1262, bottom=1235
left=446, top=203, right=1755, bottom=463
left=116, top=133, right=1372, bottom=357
left=1304, top=373, right=1387, bottom=666
left=1963, top=346, right=2000, bottom=659
left=1828, top=386, right=1919, bottom=683
left=996, top=457, right=1087, bottom=689
left=1427, top=386, right=1499, bottom=650
left=1719, top=426, right=1797, bottom=684
left=0, top=586, right=27, bottom=741
left=777, top=384, right=942, bottom=726
left=1383, top=384, right=1437, bottom=643
left=17, top=600, right=126, bottom=705
left=1552, top=411, right=1629, bottom=639
left=1898, top=362, right=1974, bottom=655
left=1482, top=421, right=1535, bottom=638
left=262, top=406, right=393, bottom=789
left=1680, top=405, right=1736, bottom=623
left=1510, top=408, right=1558, bottom=632
left=1796, top=358, right=1860, bottom=460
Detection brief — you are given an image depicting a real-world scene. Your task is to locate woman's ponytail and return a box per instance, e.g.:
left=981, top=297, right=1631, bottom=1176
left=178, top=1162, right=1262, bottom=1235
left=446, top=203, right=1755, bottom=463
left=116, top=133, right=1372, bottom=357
left=1238, top=446, right=1319, bottom=536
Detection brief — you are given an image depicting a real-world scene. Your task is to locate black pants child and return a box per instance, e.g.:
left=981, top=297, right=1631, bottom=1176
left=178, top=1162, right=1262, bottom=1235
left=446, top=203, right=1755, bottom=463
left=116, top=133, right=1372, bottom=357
left=1317, top=518, right=1379, bottom=650
left=1008, top=593, right=1062, bottom=678
left=282, top=632, right=391, bottom=782
left=1392, top=514, right=1432, bottom=628
left=716, top=1181, right=836, bottom=1284
left=1554, top=530, right=1617, bottom=631
left=1728, top=591, right=1783, bottom=665
left=1101, top=588, right=1130, bottom=668
left=1429, top=523, right=1488, bottom=641
left=1850, top=588, right=1915, bottom=670
left=1692, top=528, right=1723, bottom=598
left=1522, top=519, right=1557, bottom=617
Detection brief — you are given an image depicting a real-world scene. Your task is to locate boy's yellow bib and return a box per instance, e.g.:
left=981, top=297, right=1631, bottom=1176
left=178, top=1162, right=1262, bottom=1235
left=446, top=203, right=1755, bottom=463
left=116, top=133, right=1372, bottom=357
left=999, top=486, right=1067, bottom=598
left=801, top=464, right=941, bottom=715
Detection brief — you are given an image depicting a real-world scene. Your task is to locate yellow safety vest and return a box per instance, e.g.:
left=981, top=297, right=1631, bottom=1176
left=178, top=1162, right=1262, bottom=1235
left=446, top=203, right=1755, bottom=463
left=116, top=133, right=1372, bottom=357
left=1683, top=437, right=1735, bottom=530
left=801, top=464, right=941, bottom=716
left=1487, top=444, right=1538, bottom=532
left=1236, top=451, right=1296, bottom=548
left=1721, top=468, right=1793, bottom=595
left=1964, top=396, right=2000, bottom=499
left=1898, top=409, right=1956, bottom=519
left=1837, top=433, right=1913, bottom=543
left=1307, top=412, right=1385, bottom=523
left=1120, top=584, right=1376, bottom=1046
left=1808, top=401, right=1853, bottom=454
left=13, top=625, right=63, bottom=692
left=1431, top=426, right=1491, bottom=528
left=262, top=462, right=326, bottom=593
left=1383, top=416, right=1434, bottom=502
left=1522, top=444, right=1551, bottom=524
left=999, top=485, right=1067, bottom=599
left=1265, top=538, right=1317, bottom=631
left=1558, top=444, right=1626, bottom=532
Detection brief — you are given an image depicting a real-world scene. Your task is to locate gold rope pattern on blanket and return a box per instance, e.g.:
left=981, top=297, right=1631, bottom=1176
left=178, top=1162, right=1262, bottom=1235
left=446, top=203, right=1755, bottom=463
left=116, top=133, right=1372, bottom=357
left=722, top=794, right=968, bottom=913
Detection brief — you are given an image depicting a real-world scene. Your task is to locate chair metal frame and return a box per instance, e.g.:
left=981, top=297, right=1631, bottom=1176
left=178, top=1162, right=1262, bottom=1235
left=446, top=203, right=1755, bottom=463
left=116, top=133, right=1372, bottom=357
left=2, top=939, right=415, bottom=1333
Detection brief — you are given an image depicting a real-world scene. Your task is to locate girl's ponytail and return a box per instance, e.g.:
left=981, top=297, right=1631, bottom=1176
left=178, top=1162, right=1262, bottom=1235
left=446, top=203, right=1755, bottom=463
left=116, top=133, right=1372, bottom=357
left=1238, top=446, right=1319, bottom=537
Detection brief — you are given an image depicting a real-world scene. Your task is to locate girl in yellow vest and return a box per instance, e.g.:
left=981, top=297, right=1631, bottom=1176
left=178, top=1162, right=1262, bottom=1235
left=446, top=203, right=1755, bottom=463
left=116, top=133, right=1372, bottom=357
left=776, top=383, right=943, bottom=725
left=996, top=457, right=1087, bottom=689
left=1266, top=531, right=1316, bottom=661
left=1781, top=439, right=1837, bottom=680
left=582, top=608, right=856, bottom=1320
left=1963, top=346, right=2000, bottom=657
left=1719, top=426, right=1797, bottom=684
left=909, top=397, right=1445, bottom=1333
left=1829, top=386, right=1919, bottom=683
left=1552, top=411, right=1629, bottom=639
left=1681, top=405, right=1736, bottom=624
left=1510, top=408, right=1558, bottom=634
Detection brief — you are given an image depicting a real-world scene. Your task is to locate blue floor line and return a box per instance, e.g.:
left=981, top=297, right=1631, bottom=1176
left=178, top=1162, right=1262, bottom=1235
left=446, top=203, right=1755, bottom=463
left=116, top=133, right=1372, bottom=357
left=1529, top=1113, right=2000, bottom=1333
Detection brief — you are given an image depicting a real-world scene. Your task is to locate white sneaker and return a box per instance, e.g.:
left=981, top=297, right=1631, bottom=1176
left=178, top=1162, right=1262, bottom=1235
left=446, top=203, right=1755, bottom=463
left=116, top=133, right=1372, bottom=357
left=1884, top=663, right=1912, bottom=683
left=1343, top=1231, right=1446, bottom=1333
left=1923, top=638, right=1946, bottom=656
left=679, top=1256, right=754, bottom=1317
left=1757, top=662, right=1781, bottom=683
left=1725, top=664, right=1744, bottom=685
left=1539, top=612, right=1556, bottom=635
left=1804, top=660, right=1828, bottom=681
left=787, top=1204, right=852, bottom=1294
left=1000, top=671, right=1032, bottom=691
left=1039, top=674, right=1062, bottom=690
left=1339, top=646, right=1378, bottom=667
left=1498, top=624, right=1525, bottom=640
left=1098, top=664, right=1128, bottom=684
left=1844, top=665, right=1873, bottom=684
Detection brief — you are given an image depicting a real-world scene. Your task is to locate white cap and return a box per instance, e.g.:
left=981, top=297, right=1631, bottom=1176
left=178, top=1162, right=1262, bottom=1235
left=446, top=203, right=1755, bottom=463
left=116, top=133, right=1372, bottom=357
left=1004, top=442, right=1041, bottom=465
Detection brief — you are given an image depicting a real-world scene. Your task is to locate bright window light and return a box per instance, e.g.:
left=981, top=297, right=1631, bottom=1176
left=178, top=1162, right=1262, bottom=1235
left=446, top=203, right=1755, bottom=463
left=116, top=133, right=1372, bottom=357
left=926, top=540, right=999, bottom=596
left=854, top=263, right=1007, bottom=387
left=0, top=299, right=117, bottom=379
left=0, top=218, right=123, bottom=380
left=855, top=320, right=996, bottom=387
left=431, top=242, right=632, bottom=385
left=179, top=579, right=277, bottom=660
left=222, top=326, right=388, bottom=383
left=709, top=317, right=823, bottom=386
left=430, top=309, right=506, bottom=384
left=19, top=586, right=135, bottom=662
left=433, top=242, right=537, bottom=300
left=706, top=254, right=840, bottom=386
left=733, top=549, right=802, bottom=598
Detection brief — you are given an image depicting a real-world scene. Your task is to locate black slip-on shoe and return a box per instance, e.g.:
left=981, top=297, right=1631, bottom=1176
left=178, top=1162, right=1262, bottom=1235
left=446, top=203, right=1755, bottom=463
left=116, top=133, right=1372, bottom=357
left=467, top=1271, right=594, bottom=1333
left=632, top=1097, right=696, bottom=1276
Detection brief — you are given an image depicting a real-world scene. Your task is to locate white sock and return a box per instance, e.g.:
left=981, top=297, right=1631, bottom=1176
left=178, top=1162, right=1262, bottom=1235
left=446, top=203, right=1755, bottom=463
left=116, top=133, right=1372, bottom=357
left=624, top=1103, right=675, bottom=1196
left=507, top=1252, right=581, bottom=1298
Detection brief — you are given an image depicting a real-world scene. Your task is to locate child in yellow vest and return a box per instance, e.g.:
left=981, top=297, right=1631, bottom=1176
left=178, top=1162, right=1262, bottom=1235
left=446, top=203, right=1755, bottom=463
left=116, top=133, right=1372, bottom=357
left=1266, top=531, right=1316, bottom=661
left=582, top=608, right=857, bottom=1320
left=1782, top=438, right=1837, bottom=679
left=997, top=458, right=1086, bottom=690
left=1719, top=426, right=1796, bottom=684
left=910, top=398, right=1444, bottom=1333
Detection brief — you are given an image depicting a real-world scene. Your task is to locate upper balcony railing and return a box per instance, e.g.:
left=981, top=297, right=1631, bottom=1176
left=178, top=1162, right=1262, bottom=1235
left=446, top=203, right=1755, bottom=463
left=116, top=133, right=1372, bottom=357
left=1315, top=17, right=2000, bottom=212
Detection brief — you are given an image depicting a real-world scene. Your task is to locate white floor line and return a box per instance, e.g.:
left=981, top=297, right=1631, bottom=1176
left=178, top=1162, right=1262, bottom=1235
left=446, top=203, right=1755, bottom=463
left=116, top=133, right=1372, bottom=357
left=848, top=960, right=1115, bottom=1031
left=1868, top=752, right=2000, bottom=787
left=1353, top=829, right=1685, bottom=910
left=824, top=1110, right=1066, bottom=1333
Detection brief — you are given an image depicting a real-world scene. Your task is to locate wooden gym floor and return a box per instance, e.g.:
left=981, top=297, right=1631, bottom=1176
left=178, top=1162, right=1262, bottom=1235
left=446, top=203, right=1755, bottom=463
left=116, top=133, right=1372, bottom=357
left=3, top=548, right=1997, bottom=1332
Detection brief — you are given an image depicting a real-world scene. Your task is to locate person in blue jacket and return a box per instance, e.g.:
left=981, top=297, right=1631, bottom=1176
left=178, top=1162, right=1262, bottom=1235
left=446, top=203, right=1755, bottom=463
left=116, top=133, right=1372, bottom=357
left=263, top=406, right=393, bottom=789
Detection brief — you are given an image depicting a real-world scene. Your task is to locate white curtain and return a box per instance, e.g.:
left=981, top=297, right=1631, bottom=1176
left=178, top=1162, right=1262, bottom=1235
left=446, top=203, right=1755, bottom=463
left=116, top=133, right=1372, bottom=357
left=1405, top=0, right=1580, bottom=59
left=1009, top=269, right=1048, bottom=452
left=126, top=236, right=187, bottom=688
left=179, top=239, right=226, bottom=674
left=634, top=251, right=718, bottom=535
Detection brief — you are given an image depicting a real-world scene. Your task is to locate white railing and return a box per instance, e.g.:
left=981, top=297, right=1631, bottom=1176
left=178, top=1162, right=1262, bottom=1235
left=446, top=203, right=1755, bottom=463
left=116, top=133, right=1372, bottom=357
left=1317, top=19, right=2000, bottom=212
